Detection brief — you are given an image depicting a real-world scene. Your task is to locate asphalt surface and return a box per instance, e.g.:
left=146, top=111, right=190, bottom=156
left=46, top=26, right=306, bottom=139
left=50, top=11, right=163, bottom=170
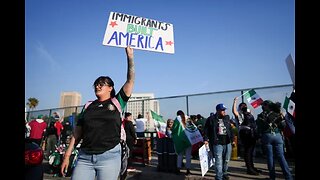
left=43, top=153, right=295, bottom=180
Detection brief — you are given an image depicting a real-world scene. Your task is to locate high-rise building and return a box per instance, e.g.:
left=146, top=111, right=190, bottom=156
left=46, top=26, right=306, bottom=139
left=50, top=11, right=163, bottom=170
left=60, top=91, right=82, bottom=117
left=126, top=93, right=159, bottom=119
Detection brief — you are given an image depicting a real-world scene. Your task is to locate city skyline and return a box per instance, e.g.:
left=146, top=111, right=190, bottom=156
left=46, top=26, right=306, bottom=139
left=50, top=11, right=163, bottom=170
left=25, top=84, right=293, bottom=124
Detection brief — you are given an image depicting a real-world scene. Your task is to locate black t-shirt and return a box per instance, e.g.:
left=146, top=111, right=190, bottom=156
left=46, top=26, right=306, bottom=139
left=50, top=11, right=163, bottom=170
left=77, top=88, right=129, bottom=154
left=239, top=112, right=256, bottom=128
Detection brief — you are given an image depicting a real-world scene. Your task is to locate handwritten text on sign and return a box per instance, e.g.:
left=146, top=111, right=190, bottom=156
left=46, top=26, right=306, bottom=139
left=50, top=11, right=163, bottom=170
left=102, top=12, right=175, bottom=54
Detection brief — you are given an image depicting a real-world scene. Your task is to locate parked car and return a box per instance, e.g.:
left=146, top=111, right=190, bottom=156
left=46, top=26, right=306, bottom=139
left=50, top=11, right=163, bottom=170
left=25, top=139, right=44, bottom=180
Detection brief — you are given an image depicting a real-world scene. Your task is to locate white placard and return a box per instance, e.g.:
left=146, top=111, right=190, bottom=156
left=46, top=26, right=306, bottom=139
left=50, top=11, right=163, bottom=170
left=199, top=144, right=214, bottom=177
left=103, top=12, right=175, bottom=54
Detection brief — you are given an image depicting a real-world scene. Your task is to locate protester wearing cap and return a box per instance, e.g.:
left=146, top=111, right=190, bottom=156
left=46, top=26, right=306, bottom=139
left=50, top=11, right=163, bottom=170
left=203, top=103, right=235, bottom=180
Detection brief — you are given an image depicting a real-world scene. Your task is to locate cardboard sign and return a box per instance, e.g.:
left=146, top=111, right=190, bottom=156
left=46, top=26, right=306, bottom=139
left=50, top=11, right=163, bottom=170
left=103, top=12, right=175, bottom=54
left=199, top=144, right=214, bottom=177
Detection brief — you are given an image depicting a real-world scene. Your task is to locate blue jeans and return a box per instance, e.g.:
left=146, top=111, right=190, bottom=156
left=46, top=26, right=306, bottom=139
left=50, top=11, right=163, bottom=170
left=177, top=146, right=192, bottom=169
left=212, top=143, right=232, bottom=180
left=71, top=143, right=121, bottom=180
left=261, top=133, right=293, bottom=180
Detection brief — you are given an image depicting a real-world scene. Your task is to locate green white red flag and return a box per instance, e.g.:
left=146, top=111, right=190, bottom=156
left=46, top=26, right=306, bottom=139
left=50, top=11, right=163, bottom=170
left=243, top=89, right=263, bottom=108
left=171, top=116, right=203, bottom=154
left=150, top=110, right=167, bottom=138
left=283, top=96, right=295, bottom=117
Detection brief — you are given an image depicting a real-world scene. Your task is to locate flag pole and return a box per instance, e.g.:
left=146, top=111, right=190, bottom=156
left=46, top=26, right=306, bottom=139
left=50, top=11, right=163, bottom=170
left=236, top=89, right=251, bottom=99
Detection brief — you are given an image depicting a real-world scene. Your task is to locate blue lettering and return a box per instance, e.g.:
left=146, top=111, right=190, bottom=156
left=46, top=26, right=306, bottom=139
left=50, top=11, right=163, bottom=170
left=129, top=33, right=136, bottom=47
left=145, top=35, right=148, bottom=48
left=107, top=31, right=164, bottom=51
left=155, top=37, right=163, bottom=51
left=107, top=31, right=119, bottom=45
left=137, top=35, right=144, bottom=48
left=147, top=36, right=154, bottom=49
left=119, top=32, right=129, bottom=46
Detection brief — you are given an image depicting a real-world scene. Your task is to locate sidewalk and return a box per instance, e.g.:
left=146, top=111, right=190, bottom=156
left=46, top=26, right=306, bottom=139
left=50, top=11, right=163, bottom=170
left=43, top=154, right=295, bottom=180
left=125, top=154, right=295, bottom=180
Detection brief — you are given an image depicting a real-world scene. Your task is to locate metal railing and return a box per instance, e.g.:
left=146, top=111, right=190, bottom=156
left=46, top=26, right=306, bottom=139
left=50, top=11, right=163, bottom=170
left=25, top=84, right=294, bottom=126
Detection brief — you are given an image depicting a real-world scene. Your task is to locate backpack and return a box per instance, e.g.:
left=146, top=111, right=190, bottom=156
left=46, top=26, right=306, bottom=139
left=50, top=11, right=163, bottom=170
left=266, top=111, right=286, bottom=130
left=258, top=111, right=286, bottom=132
left=83, top=97, right=129, bottom=176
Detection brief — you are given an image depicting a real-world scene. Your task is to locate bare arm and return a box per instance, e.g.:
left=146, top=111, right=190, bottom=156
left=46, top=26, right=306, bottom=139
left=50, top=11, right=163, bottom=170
left=60, top=126, right=82, bottom=176
left=65, top=126, right=82, bottom=155
left=232, top=97, right=239, bottom=118
left=122, top=47, right=135, bottom=97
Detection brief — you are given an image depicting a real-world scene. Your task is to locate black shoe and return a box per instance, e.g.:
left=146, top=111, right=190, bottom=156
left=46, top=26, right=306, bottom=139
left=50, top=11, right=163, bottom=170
left=175, top=169, right=181, bottom=175
left=247, top=170, right=259, bottom=175
left=185, top=169, right=191, bottom=176
left=223, top=174, right=230, bottom=180
left=254, top=168, right=263, bottom=173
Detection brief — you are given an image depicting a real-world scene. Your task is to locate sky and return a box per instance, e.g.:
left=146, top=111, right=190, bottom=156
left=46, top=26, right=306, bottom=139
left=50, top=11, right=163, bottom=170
left=25, top=0, right=295, bottom=110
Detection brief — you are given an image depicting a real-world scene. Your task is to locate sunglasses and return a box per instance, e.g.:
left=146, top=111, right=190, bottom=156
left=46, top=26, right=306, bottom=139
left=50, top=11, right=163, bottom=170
left=93, top=82, right=109, bottom=88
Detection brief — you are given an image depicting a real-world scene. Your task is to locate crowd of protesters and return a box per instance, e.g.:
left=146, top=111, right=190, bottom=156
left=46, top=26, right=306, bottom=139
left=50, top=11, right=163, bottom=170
left=25, top=89, right=295, bottom=180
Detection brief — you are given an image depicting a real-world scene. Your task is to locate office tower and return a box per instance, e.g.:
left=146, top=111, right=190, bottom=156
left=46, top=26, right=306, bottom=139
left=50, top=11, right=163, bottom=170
left=126, top=93, right=160, bottom=119
left=59, top=91, right=82, bottom=117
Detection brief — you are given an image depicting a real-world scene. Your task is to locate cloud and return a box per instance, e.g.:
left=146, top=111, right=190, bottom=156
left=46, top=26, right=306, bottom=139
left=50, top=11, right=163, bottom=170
left=35, top=41, right=60, bottom=70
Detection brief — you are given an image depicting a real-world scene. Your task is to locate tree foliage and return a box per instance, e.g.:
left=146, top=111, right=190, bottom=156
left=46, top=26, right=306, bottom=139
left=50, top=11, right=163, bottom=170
left=26, top=97, right=39, bottom=111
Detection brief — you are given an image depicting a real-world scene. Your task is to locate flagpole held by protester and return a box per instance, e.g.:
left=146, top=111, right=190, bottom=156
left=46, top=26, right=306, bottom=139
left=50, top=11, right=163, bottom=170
left=236, top=89, right=251, bottom=99
left=237, top=89, right=259, bottom=98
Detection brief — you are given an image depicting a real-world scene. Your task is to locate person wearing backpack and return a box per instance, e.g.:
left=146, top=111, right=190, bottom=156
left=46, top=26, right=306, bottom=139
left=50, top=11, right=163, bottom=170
left=256, top=100, right=293, bottom=180
left=232, top=97, right=261, bottom=175
left=44, top=118, right=58, bottom=160
left=60, top=47, right=135, bottom=180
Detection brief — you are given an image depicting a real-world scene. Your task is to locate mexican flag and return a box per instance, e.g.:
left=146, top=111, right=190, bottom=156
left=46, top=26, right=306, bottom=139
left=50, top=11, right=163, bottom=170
left=150, top=110, right=166, bottom=138
left=283, top=96, right=295, bottom=117
left=171, top=116, right=203, bottom=154
left=243, top=89, right=263, bottom=108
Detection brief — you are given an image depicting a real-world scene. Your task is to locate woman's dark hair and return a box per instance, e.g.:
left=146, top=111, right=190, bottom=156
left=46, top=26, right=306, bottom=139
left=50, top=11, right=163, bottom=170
left=177, top=110, right=186, bottom=126
left=167, top=118, right=174, bottom=126
left=124, top=112, right=132, bottom=118
left=270, top=102, right=281, bottom=113
left=238, top=102, right=248, bottom=113
left=238, top=102, right=247, bottom=109
left=93, top=76, right=116, bottom=97
left=137, top=114, right=143, bottom=119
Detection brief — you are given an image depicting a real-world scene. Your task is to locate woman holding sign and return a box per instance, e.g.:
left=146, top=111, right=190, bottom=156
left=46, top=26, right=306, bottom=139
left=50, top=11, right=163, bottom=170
left=60, top=47, right=134, bottom=180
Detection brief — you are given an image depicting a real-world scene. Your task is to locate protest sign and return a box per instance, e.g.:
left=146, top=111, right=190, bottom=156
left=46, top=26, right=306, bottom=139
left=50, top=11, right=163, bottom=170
left=103, top=12, right=175, bottom=54
left=198, top=144, right=214, bottom=177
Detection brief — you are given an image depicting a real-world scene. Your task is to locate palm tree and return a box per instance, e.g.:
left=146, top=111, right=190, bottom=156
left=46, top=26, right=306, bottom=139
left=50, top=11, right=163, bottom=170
left=26, top=97, right=39, bottom=111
